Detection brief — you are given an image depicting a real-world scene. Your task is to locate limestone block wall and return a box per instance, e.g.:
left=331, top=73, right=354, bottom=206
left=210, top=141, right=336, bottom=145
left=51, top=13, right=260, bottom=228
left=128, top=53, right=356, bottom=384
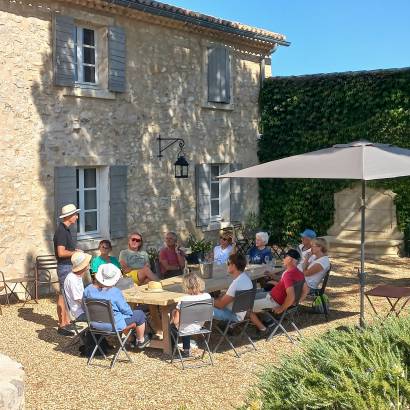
left=0, top=0, right=261, bottom=278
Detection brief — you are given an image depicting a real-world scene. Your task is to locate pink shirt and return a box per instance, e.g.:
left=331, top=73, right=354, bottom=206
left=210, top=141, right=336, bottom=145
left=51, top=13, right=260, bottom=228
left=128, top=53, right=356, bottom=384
left=159, top=247, right=182, bottom=274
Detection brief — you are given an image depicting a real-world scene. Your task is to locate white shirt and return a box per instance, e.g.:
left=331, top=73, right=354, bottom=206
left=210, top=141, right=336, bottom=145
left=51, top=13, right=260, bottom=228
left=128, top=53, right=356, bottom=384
left=64, top=272, right=85, bottom=319
left=226, top=272, right=253, bottom=320
left=305, top=255, right=330, bottom=289
left=176, top=293, right=212, bottom=334
left=297, top=244, right=312, bottom=271
left=213, top=244, right=233, bottom=265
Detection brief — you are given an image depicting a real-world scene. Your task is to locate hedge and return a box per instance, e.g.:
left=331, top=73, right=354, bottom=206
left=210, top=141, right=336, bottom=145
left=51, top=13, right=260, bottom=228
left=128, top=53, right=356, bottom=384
left=258, top=68, right=410, bottom=250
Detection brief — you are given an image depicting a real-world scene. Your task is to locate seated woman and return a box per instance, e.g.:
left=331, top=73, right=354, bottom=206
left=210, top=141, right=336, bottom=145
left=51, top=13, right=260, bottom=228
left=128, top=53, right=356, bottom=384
left=119, top=232, right=158, bottom=285
left=83, top=263, right=150, bottom=348
left=300, top=237, right=330, bottom=291
left=159, top=231, right=186, bottom=279
left=90, top=240, right=121, bottom=275
left=213, top=233, right=234, bottom=265
left=170, top=272, right=211, bottom=357
left=248, top=232, right=273, bottom=264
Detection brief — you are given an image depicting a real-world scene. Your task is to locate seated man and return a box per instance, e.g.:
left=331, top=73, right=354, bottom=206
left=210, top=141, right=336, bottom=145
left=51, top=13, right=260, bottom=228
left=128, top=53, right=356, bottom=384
left=159, top=231, right=186, bottom=279
left=250, top=249, right=309, bottom=337
left=63, top=251, right=92, bottom=322
left=213, top=253, right=253, bottom=322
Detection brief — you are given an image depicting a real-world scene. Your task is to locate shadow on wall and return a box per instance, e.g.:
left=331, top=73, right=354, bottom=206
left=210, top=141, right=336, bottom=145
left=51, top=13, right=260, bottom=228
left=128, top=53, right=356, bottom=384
left=26, top=3, right=260, bottom=265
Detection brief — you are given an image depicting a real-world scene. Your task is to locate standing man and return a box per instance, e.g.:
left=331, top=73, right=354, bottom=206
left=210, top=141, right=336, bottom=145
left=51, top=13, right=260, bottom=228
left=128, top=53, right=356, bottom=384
left=53, top=203, right=80, bottom=336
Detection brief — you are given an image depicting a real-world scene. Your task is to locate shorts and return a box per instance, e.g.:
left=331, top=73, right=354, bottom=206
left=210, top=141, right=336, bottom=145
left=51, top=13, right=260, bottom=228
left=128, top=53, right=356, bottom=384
left=213, top=307, right=241, bottom=322
left=124, top=309, right=146, bottom=326
left=57, top=263, right=72, bottom=291
left=127, top=270, right=141, bottom=285
left=252, top=290, right=280, bottom=313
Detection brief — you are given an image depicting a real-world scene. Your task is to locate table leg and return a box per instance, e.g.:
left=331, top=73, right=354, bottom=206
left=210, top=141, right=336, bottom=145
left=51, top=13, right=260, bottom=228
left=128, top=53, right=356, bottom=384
left=386, top=297, right=401, bottom=317
left=365, top=295, right=380, bottom=318
left=160, top=305, right=172, bottom=356
left=394, top=297, right=410, bottom=317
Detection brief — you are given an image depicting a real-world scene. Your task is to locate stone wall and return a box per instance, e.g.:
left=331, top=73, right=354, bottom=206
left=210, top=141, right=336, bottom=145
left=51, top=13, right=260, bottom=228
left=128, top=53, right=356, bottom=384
left=0, top=0, right=262, bottom=279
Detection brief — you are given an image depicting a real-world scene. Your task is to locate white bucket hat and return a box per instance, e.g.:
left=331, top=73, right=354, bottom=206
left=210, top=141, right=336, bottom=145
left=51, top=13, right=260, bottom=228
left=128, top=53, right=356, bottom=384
left=95, top=263, right=122, bottom=287
left=71, top=251, right=92, bottom=273
left=59, top=203, right=80, bottom=219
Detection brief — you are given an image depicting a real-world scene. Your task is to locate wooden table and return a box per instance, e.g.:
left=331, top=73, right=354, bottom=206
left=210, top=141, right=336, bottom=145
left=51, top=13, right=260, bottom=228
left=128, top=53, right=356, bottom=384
left=123, top=264, right=279, bottom=354
left=365, top=285, right=410, bottom=318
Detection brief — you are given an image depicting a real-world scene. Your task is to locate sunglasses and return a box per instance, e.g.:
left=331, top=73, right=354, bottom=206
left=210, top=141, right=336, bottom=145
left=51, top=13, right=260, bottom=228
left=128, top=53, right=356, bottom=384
left=131, top=238, right=142, bottom=242
left=100, top=246, right=111, bottom=249
left=220, top=237, right=229, bottom=241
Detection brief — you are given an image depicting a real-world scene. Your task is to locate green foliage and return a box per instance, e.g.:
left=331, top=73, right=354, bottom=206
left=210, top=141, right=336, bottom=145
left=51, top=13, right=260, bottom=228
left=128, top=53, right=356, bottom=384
left=186, top=234, right=213, bottom=254
left=259, top=69, right=410, bottom=248
left=146, top=247, right=160, bottom=263
left=244, top=316, right=410, bottom=410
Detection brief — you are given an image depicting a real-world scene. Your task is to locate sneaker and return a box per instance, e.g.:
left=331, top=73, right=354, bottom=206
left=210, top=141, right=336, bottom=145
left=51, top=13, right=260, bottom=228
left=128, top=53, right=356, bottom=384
left=136, top=335, right=150, bottom=349
left=180, top=349, right=191, bottom=359
left=57, top=326, right=74, bottom=337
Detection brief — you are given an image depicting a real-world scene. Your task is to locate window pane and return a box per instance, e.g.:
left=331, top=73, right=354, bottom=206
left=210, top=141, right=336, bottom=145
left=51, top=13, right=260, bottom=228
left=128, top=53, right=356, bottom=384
left=211, top=200, right=219, bottom=216
left=84, top=190, right=97, bottom=210
left=85, top=212, right=97, bottom=232
left=83, top=47, right=95, bottom=65
left=83, top=66, right=95, bottom=83
left=211, top=165, right=219, bottom=181
left=84, top=169, right=96, bottom=188
left=211, top=183, right=219, bottom=198
left=83, top=29, right=95, bottom=46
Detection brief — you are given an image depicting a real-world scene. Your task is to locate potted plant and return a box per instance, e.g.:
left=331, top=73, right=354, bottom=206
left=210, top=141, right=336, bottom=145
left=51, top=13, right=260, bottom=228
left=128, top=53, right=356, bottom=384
left=185, top=234, right=213, bottom=264
left=147, top=247, right=160, bottom=275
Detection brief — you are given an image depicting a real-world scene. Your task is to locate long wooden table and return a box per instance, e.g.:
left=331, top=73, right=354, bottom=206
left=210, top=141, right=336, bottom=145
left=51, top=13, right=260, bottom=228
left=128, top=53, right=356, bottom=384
left=123, top=264, right=280, bottom=354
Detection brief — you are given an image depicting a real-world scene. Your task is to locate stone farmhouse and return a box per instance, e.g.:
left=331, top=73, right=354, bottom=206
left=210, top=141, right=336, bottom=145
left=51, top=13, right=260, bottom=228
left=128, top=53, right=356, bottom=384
left=0, top=0, right=288, bottom=279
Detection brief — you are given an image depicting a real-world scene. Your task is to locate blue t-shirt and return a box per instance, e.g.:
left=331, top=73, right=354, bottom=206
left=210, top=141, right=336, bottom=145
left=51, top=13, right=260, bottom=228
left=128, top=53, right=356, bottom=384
left=83, top=285, right=133, bottom=331
left=248, top=246, right=272, bottom=264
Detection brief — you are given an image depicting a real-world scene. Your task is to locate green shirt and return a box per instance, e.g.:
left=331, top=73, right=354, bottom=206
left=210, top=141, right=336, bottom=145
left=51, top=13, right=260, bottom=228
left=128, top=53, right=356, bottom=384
left=119, top=249, right=149, bottom=270
left=90, top=256, right=121, bottom=274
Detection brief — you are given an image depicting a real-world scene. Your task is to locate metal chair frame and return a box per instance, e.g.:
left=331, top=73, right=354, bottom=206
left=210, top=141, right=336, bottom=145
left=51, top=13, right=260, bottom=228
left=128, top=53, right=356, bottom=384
left=35, top=255, right=59, bottom=298
left=83, top=298, right=135, bottom=369
left=309, top=265, right=332, bottom=320
left=213, top=288, right=257, bottom=358
left=265, top=280, right=305, bottom=343
left=170, top=298, right=214, bottom=370
left=0, top=270, right=37, bottom=307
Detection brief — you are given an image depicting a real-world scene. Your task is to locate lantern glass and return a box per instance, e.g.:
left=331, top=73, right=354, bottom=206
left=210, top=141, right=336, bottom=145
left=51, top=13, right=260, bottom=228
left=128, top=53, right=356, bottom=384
left=174, top=155, right=189, bottom=179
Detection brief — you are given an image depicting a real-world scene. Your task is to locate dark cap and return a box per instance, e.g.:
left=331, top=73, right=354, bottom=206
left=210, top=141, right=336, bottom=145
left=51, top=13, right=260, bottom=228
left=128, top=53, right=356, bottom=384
left=285, top=249, right=300, bottom=261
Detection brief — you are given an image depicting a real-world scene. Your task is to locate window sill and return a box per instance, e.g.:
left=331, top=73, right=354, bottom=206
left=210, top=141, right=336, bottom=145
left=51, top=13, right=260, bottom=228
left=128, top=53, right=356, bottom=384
left=201, top=101, right=234, bottom=111
left=77, top=238, right=119, bottom=251
left=63, top=87, right=116, bottom=100
left=201, top=221, right=232, bottom=232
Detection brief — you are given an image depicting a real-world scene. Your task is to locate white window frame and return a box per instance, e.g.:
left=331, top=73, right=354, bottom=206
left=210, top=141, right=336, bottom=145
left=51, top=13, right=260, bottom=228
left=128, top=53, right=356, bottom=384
left=74, top=26, right=98, bottom=85
left=210, top=164, right=222, bottom=222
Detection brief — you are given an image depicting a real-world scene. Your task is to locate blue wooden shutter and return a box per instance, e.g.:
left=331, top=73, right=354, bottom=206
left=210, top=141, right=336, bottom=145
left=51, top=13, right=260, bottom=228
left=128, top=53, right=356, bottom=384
left=109, top=166, right=127, bottom=239
left=196, top=164, right=211, bottom=227
left=54, top=15, right=75, bottom=87
left=230, top=163, right=243, bottom=222
left=54, top=167, right=77, bottom=239
left=108, top=26, right=126, bottom=92
left=208, top=46, right=230, bottom=103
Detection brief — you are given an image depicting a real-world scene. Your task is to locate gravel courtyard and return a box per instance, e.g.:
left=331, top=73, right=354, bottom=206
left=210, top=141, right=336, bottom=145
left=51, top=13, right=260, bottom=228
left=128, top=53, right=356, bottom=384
left=0, top=256, right=409, bottom=410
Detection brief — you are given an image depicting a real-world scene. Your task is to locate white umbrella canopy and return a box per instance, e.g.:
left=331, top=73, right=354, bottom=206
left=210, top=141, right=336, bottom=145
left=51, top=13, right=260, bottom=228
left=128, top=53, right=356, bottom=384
left=219, top=140, right=410, bottom=326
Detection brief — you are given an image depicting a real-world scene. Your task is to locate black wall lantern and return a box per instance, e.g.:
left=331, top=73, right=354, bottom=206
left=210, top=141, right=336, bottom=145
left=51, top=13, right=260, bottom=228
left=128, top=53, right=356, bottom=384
left=157, top=134, right=189, bottom=179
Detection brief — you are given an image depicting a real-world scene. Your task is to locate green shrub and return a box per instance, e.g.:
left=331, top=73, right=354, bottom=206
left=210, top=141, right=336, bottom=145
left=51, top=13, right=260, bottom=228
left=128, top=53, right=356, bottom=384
left=245, top=316, right=410, bottom=409
left=259, top=68, right=410, bottom=248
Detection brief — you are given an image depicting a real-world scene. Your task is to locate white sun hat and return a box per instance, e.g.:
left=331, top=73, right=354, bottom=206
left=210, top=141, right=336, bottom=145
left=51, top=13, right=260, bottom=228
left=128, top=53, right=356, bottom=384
left=59, top=203, right=80, bottom=219
left=95, top=263, right=122, bottom=287
left=71, top=251, right=92, bottom=273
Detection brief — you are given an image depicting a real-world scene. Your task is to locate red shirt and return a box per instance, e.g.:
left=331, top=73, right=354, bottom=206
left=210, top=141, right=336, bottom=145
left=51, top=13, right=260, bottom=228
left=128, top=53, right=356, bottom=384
left=270, top=266, right=304, bottom=305
left=159, top=247, right=181, bottom=274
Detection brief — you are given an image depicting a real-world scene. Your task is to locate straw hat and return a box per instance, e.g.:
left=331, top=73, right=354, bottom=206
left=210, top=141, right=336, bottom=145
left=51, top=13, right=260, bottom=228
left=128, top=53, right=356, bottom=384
left=95, top=263, right=122, bottom=287
left=59, top=203, right=80, bottom=219
left=142, top=281, right=164, bottom=293
left=71, top=251, right=92, bottom=273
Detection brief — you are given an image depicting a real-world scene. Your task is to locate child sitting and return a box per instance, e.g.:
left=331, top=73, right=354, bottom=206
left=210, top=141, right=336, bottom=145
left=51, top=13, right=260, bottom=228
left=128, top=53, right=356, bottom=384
left=170, top=272, right=211, bottom=357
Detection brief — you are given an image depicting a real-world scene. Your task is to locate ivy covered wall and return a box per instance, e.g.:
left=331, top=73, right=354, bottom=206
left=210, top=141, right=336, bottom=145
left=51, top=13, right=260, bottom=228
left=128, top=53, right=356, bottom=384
left=258, top=68, right=410, bottom=250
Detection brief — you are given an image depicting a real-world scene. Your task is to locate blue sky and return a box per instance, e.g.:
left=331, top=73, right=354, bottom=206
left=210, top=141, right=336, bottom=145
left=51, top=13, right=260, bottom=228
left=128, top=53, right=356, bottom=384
left=170, top=0, right=410, bottom=76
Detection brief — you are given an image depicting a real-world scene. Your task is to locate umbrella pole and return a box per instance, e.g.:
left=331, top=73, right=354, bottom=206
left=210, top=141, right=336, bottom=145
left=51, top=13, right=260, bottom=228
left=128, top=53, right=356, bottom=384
left=359, top=180, right=366, bottom=327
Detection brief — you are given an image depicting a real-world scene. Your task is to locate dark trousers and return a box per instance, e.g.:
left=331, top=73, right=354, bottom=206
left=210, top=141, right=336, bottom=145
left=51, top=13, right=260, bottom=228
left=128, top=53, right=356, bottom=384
left=170, top=324, right=190, bottom=350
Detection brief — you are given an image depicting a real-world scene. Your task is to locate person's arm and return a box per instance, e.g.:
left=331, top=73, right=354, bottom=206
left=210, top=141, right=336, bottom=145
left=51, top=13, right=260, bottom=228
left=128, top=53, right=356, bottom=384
left=303, top=263, right=323, bottom=277
left=214, top=294, right=234, bottom=309
left=176, top=249, right=186, bottom=269
left=159, top=249, right=180, bottom=271
left=273, top=286, right=295, bottom=315
left=171, top=308, right=180, bottom=326
left=114, top=290, right=133, bottom=316
left=56, top=245, right=76, bottom=259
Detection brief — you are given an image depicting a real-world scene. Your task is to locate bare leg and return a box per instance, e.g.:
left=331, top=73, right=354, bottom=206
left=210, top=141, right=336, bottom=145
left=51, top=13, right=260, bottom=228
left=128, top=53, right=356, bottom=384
left=137, top=265, right=159, bottom=284
left=57, top=294, right=70, bottom=327
left=135, top=323, right=146, bottom=340
left=249, top=312, right=265, bottom=331
left=149, top=306, right=162, bottom=334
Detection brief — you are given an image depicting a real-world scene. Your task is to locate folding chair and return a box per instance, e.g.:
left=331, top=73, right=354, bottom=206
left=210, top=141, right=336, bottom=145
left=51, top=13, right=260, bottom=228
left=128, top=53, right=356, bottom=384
left=0, top=270, right=37, bottom=307
left=213, top=288, right=257, bottom=358
left=265, top=280, right=305, bottom=343
left=309, top=265, right=332, bottom=320
left=35, top=255, right=59, bottom=299
left=170, top=298, right=214, bottom=370
left=61, top=288, right=88, bottom=349
left=83, top=298, right=135, bottom=369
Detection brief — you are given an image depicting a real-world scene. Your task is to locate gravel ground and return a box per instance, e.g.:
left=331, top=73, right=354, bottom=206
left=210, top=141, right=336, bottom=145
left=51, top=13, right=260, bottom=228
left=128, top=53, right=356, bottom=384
left=0, top=256, right=409, bottom=410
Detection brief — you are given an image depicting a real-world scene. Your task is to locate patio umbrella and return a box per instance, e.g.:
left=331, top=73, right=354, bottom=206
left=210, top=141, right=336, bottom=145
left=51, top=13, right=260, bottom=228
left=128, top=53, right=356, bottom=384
left=219, top=140, right=410, bottom=326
